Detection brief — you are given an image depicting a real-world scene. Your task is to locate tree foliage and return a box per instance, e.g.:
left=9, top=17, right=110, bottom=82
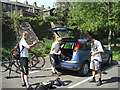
left=66, top=2, right=120, bottom=48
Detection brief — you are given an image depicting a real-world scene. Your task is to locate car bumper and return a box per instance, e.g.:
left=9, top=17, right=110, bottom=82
left=58, top=61, right=81, bottom=71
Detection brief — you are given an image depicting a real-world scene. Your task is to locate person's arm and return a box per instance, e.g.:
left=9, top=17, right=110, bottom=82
left=24, top=41, right=37, bottom=50
left=51, top=48, right=62, bottom=55
left=91, top=42, right=104, bottom=56
left=91, top=51, right=103, bottom=56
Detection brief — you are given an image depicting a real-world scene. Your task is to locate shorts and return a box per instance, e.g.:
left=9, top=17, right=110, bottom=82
left=49, top=54, right=60, bottom=67
left=20, top=57, right=29, bottom=75
left=90, top=59, right=101, bottom=71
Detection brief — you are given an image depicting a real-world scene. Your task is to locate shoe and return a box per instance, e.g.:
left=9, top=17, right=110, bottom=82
left=89, top=78, right=96, bottom=83
left=26, top=85, right=33, bottom=89
left=96, top=81, right=102, bottom=86
left=52, top=72, right=57, bottom=76
left=21, top=83, right=26, bottom=87
left=57, top=72, right=62, bottom=76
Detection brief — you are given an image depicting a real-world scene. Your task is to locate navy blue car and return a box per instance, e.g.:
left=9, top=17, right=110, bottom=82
left=49, top=27, right=112, bottom=76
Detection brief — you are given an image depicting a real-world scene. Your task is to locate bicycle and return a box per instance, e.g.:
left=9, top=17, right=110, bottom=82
left=0, top=54, right=21, bottom=77
left=10, top=49, right=45, bottom=70
left=28, top=51, right=45, bottom=70
left=1, top=50, right=45, bottom=77
left=0, top=54, right=10, bottom=72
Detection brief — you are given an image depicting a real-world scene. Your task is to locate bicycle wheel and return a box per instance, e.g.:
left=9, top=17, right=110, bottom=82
left=28, top=51, right=45, bottom=69
left=0, top=55, right=10, bottom=72
left=28, top=51, right=38, bottom=69
left=35, top=56, right=45, bottom=68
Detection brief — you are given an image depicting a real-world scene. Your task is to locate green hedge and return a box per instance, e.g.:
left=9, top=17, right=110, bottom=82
left=112, top=46, right=120, bottom=61
left=2, top=16, right=16, bottom=43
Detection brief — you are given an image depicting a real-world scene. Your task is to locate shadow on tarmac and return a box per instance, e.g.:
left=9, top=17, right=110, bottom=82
left=102, top=77, right=120, bottom=84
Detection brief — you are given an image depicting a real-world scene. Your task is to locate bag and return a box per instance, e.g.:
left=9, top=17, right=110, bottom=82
left=35, top=81, right=54, bottom=90
left=53, top=78, right=62, bottom=86
left=13, top=43, right=24, bottom=60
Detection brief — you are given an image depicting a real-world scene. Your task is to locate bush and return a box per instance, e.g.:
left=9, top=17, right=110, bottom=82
left=2, top=38, right=54, bottom=57
left=100, top=39, right=108, bottom=45
left=112, top=46, right=120, bottom=61
left=39, top=38, right=54, bottom=56
left=116, top=37, right=120, bottom=43
left=30, top=38, right=54, bottom=56
left=2, top=16, right=16, bottom=43
left=2, top=41, right=17, bottom=56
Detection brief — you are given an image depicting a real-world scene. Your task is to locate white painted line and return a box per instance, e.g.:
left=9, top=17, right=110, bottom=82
left=29, top=71, right=40, bottom=74
left=68, top=77, right=93, bottom=88
left=29, top=67, right=51, bottom=74
left=44, top=67, right=51, bottom=70
left=68, top=64, right=116, bottom=88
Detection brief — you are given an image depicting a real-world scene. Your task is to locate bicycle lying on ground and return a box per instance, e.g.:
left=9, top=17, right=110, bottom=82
left=1, top=50, right=45, bottom=77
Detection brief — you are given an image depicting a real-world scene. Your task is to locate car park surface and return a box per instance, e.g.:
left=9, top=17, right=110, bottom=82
left=1, top=56, right=119, bottom=89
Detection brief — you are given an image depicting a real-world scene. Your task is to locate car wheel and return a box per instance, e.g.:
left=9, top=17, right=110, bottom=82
left=107, top=55, right=112, bottom=65
left=78, top=61, right=89, bottom=76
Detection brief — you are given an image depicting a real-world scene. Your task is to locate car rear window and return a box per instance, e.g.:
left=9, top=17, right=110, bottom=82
left=79, top=43, right=91, bottom=50
left=61, top=43, right=76, bottom=49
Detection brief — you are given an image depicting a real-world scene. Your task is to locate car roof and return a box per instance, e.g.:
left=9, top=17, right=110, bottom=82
left=78, top=39, right=88, bottom=44
left=62, top=39, right=88, bottom=44
left=48, top=27, right=74, bottom=31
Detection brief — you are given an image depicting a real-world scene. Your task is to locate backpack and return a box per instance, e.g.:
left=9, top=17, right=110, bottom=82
left=35, top=77, right=62, bottom=90
left=35, top=81, right=54, bottom=90
left=12, top=43, right=24, bottom=60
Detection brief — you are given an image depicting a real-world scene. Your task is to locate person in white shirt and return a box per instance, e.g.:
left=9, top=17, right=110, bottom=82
left=50, top=37, right=62, bottom=75
left=19, top=31, right=37, bottom=89
left=87, top=37, right=104, bottom=86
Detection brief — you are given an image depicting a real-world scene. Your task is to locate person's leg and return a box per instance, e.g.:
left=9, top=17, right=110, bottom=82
left=98, top=69, right=101, bottom=79
left=89, top=61, right=96, bottom=82
left=24, top=58, right=30, bottom=88
left=24, top=75, right=29, bottom=88
left=96, top=61, right=102, bottom=86
left=96, top=69, right=102, bottom=86
left=92, top=70, right=96, bottom=81
left=51, top=66, right=56, bottom=73
left=20, top=58, right=25, bottom=86
left=21, top=72, right=25, bottom=83
left=50, top=54, right=57, bottom=74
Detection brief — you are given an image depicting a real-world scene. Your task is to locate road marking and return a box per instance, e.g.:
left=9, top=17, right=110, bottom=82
left=29, top=71, right=40, bottom=74
left=68, top=64, right=116, bottom=88
left=29, top=67, right=51, bottom=74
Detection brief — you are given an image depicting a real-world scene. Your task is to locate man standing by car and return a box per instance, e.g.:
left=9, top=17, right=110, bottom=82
left=19, top=31, right=37, bottom=89
left=87, top=37, right=104, bottom=86
left=50, top=37, right=62, bottom=76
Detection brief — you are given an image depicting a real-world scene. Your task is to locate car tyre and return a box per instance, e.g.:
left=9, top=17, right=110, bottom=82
left=107, top=55, right=112, bottom=65
left=78, top=61, right=89, bottom=76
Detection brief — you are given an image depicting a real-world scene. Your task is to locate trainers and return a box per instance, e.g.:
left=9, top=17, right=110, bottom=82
left=96, top=81, right=102, bottom=86
left=52, top=72, right=57, bottom=76
left=26, top=85, right=33, bottom=89
left=21, top=83, right=26, bottom=87
left=57, top=72, right=62, bottom=76
left=89, top=78, right=96, bottom=83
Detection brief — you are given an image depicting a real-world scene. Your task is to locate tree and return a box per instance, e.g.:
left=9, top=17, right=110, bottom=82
left=53, top=1, right=71, bottom=25
left=67, top=2, right=120, bottom=50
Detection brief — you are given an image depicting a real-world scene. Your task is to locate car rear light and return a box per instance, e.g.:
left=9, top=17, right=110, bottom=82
left=73, top=67, right=77, bottom=70
left=74, top=43, right=82, bottom=52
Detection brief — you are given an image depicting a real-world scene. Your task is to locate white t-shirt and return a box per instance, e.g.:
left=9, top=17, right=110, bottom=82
left=91, top=40, right=104, bottom=62
left=19, top=38, right=28, bottom=57
left=50, top=41, right=60, bottom=54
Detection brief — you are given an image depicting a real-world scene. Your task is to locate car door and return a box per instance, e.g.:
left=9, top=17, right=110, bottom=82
left=48, top=27, right=78, bottom=41
left=101, top=46, right=109, bottom=63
